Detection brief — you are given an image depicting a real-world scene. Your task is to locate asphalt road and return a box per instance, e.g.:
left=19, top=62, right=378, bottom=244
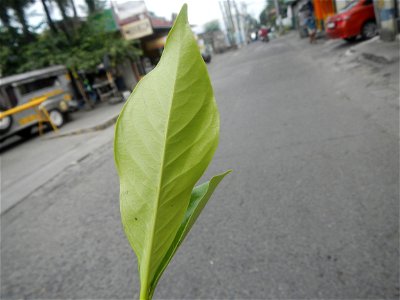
left=0, top=101, right=124, bottom=214
left=1, top=35, right=399, bottom=299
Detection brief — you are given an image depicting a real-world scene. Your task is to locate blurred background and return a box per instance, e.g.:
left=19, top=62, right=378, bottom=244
left=1, top=0, right=399, bottom=299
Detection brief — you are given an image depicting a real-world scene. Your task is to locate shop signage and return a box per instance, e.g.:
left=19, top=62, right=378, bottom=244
left=121, top=18, right=153, bottom=40
left=112, top=1, right=154, bottom=40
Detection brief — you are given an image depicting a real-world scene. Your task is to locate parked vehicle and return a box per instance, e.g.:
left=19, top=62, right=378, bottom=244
left=201, top=51, right=212, bottom=63
left=326, top=0, right=377, bottom=41
left=197, top=38, right=212, bottom=63
left=258, top=26, right=270, bottom=42
left=0, top=65, right=77, bottom=141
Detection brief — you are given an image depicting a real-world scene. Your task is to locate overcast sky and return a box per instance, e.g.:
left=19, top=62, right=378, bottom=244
left=145, top=0, right=266, bottom=25
left=26, top=0, right=266, bottom=31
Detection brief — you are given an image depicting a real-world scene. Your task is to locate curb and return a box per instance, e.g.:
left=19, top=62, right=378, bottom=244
left=47, top=113, right=119, bottom=139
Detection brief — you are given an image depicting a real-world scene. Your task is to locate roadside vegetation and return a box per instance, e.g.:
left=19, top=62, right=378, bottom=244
left=0, top=0, right=141, bottom=76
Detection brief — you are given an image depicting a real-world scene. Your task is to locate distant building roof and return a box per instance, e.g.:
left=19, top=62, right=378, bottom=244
left=0, top=65, right=66, bottom=87
left=150, top=16, right=173, bottom=29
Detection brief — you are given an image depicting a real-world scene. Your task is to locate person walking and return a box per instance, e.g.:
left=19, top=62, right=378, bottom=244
left=306, top=12, right=317, bottom=44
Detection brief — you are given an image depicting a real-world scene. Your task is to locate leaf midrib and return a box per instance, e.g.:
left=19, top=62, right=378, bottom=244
left=141, top=24, right=186, bottom=292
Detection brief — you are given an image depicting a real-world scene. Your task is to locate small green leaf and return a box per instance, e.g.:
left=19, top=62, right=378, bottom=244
left=149, top=170, right=232, bottom=298
left=114, top=4, right=229, bottom=299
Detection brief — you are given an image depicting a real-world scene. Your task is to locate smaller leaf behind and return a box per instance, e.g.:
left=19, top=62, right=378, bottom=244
left=148, top=170, right=232, bottom=298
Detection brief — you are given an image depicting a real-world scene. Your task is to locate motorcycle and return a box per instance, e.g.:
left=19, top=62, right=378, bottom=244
left=258, top=26, right=270, bottom=42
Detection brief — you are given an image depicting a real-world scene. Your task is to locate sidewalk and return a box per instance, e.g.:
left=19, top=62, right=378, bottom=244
left=349, top=35, right=399, bottom=65
left=284, top=31, right=399, bottom=137
left=316, top=33, right=399, bottom=67
left=48, top=100, right=125, bottom=138
left=1, top=100, right=127, bottom=214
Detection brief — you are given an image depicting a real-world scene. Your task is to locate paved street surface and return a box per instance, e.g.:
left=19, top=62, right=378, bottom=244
left=0, top=102, right=123, bottom=214
left=1, top=35, right=399, bottom=299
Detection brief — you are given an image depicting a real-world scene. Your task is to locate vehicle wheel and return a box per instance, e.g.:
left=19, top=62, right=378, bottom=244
left=0, top=111, right=12, bottom=135
left=49, top=109, right=65, bottom=128
left=361, top=21, right=377, bottom=40
left=344, top=36, right=357, bottom=42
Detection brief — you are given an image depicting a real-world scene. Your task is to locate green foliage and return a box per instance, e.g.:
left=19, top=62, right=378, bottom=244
left=0, top=29, right=19, bottom=77
left=245, top=14, right=260, bottom=31
left=148, top=171, right=230, bottom=298
left=0, top=13, right=141, bottom=76
left=259, top=7, right=269, bottom=25
left=0, top=27, right=39, bottom=76
left=0, top=0, right=12, bottom=28
left=204, top=19, right=220, bottom=33
left=259, top=0, right=287, bottom=26
left=7, top=0, right=35, bottom=38
left=84, top=0, right=105, bottom=14
left=114, top=5, right=230, bottom=299
left=63, top=17, right=141, bottom=71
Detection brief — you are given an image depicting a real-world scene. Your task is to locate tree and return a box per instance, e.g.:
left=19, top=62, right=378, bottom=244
left=40, top=0, right=58, bottom=34
left=1, top=13, right=142, bottom=76
left=52, top=0, right=74, bottom=40
left=259, top=7, right=268, bottom=25
left=204, top=19, right=220, bottom=33
left=69, top=0, right=78, bottom=18
left=0, top=0, right=37, bottom=39
left=0, top=29, right=22, bottom=76
left=84, top=0, right=105, bottom=14
left=53, top=0, right=69, bottom=19
left=64, top=17, right=141, bottom=71
left=0, top=0, right=12, bottom=30
left=8, top=0, right=35, bottom=40
left=259, top=0, right=287, bottom=26
left=1, top=0, right=142, bottom=78
left=85, top=0, right=96, bottom=14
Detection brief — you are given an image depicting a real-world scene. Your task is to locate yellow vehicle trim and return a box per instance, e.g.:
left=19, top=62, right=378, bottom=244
left=18, top=114, right=39, bottom=125
left=0, top=89, right=64, bottom=119
left=63, top=93, right=72, bottom=101
left=39, top=89, right=64, bottom=99
left=0, top=96, right=47, bottom=119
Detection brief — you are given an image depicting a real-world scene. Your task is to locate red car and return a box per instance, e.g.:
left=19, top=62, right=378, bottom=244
left=326, top=0, right=377, bottom=41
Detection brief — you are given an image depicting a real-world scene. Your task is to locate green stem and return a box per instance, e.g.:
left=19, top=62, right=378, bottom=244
left=139, top=285, right=151, bottom=300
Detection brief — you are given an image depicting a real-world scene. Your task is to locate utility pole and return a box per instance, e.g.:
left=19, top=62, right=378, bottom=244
left=233, top=0, right=244, bottom=45
left=273, top=0, right=283, bottom=33
left=219, top=1, right=229, bottom=34
left=219, top=0, right=237, bottom=47
left=226, top=0, right=237, bottom=46
left=241, top=2, right=250, bottom=42
left=219, top=1, right=231, bottom=46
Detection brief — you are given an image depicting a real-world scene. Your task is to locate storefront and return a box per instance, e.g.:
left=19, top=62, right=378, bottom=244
left=374, top=0, right=399, bottom=40
left=139, top=16, right=173, bottom=68
left=112, top=1, right=173, bottom=77
left=313, top=0, right=336, bottom=30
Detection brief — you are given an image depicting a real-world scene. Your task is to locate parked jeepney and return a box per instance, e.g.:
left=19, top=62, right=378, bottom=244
left=0, top=65, right=77, bottom=141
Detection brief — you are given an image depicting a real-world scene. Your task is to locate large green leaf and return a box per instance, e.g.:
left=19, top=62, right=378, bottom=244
left=114, top=4, right=229, bottom=299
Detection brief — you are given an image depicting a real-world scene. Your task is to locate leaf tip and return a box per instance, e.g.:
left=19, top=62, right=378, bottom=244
left=177, top=3, right=188, bottom=23
left=224, top=169, right=233, bottom=176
